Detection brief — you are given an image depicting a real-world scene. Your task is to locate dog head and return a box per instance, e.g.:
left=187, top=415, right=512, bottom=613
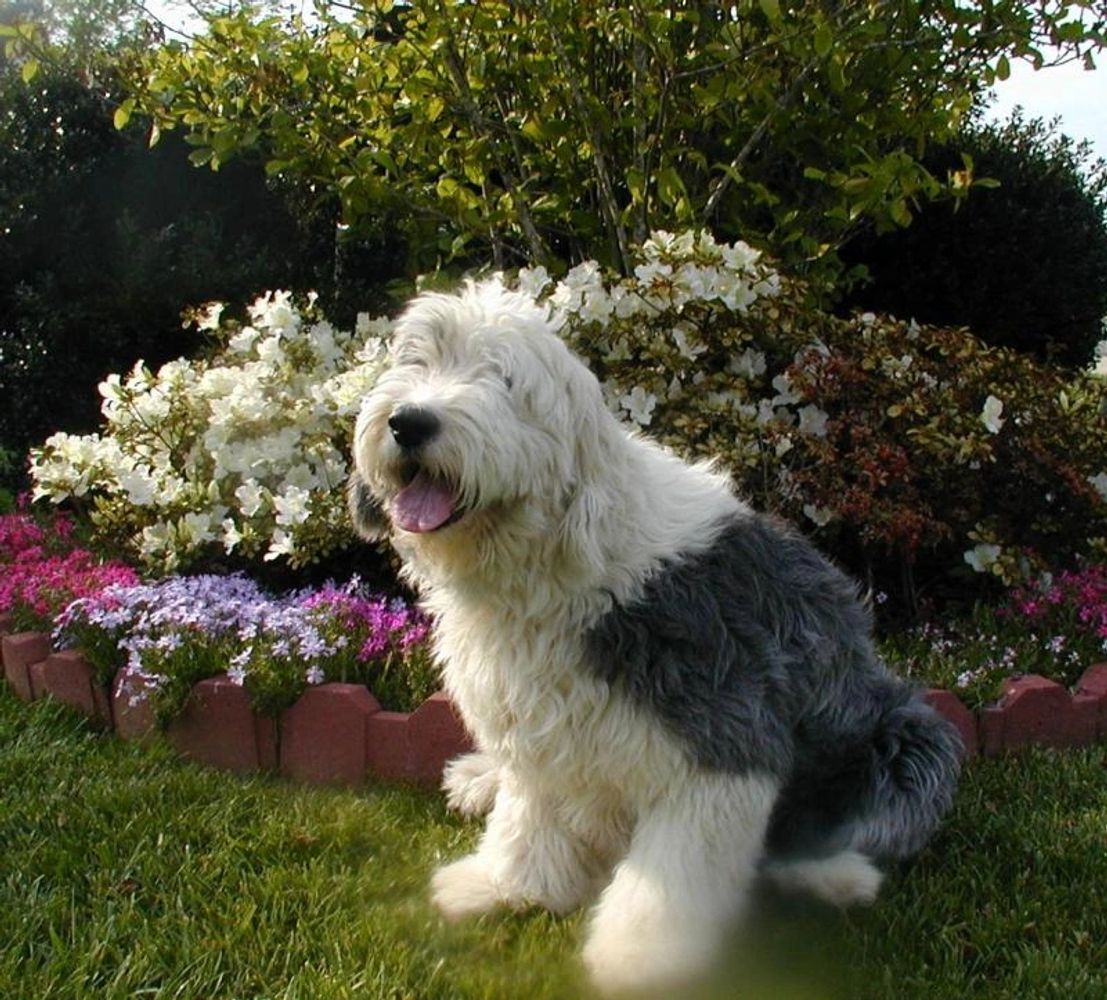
left=349, top=278, right=622, bottom=564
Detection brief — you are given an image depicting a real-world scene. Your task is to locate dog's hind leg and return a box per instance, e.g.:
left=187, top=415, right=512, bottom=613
left=581, top=770, right=778, bottom=996
left=763, top=694, right=960, bottom=907
left=761, top=850, right=883, bottom=907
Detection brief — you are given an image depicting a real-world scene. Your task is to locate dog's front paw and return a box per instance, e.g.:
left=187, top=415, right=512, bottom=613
left=582, top=910, right=718, bottom=997
left=430, top=855, right=503, bottom=921
left=580, top=903, right=717, bottom=996
left=442, top=751, right=499, bottom=817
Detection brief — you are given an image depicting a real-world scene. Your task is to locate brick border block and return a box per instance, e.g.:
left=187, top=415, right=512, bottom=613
left=406, top=692, right=475, bottom=786
left=1076, top=663, right=1107, bottom=739
left=169, top=674, right=277, bottom=774
left=38, top=649, right=113, bottom=728
left=111, top=667, right=158, bottom=742
left=924, top=688, right=979, bottom=758
left=281, top=683, right=380, bottom=786
left=2, top=631, right=52, bottom=703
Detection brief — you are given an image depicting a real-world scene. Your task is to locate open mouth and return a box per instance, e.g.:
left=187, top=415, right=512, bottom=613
left=391, top=466, right=464, bottom=533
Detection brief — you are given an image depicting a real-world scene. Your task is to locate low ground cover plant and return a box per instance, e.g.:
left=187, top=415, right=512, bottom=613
left=55, top=573, right=436, bottom=722
left=0, top=510, right=139, bottom=632
left=884, top=563, right=1107, bottom=709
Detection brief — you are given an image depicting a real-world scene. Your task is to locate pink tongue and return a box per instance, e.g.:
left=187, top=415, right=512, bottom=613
left=392, top=471, right=456, bottom=532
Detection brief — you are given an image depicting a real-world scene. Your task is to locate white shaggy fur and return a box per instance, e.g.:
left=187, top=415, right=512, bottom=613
left=351, top=279, right=875, bottom=994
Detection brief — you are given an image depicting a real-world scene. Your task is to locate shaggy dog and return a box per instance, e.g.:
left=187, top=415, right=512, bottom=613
left=347, top=279, right=961, bottom=995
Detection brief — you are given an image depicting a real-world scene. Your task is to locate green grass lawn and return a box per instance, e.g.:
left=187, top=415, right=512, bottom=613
left=2, top=688, right=1106, bottom=1000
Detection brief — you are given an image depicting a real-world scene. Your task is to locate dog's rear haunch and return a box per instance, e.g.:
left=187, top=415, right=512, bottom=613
left=348, top=278, right=960, bottom=996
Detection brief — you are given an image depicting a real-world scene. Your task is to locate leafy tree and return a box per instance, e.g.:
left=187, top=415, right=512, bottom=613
left=0, top=6, right=357, bottom=491
left=110, top=0, right=1105, bottom=280
left=841, top=112, right=1107, bottom=367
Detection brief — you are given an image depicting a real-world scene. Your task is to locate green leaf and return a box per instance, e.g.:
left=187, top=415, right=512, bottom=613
left=995, top=54, right=1010, bottom=81
left=656, top=165, right=688, bottom=209
left=758, top=0, right=781, bottom=23
left=814, top=21, right=833, bottom=58
left=888, top=198, right=912, bottom=227
left=113, top=99, right=135, bottom=131
left=626, top=166, right=645, bottom=205
left=20, top=58, right=39, bottom=84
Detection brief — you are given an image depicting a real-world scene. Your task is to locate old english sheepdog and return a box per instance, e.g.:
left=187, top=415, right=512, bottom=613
left=347, top=278, right=961, bottom=995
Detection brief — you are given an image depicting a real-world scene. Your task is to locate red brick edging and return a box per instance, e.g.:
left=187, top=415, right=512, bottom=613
left=3, top=622, right=1106, bottom=786
left=1, top=626, right=472, bottom=788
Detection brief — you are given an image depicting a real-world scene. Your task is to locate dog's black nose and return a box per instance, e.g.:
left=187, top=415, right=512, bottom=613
left=388, top=406, right=441, bottom=449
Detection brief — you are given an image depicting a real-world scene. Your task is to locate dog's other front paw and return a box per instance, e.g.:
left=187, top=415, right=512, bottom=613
left=430, top=855, right=503, bottom=921
left=442, top=751, right=499, bottom=817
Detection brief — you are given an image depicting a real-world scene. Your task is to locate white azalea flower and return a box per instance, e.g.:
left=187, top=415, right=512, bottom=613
left=517, top=265, right=551, bottom=299
left=771, top=374, right=802, bottom=407
left=221, top=518, right=243, bottom=553
left=964, top=543, right=1002, bottom=573
left=264, top=527, right=297, bottom=561
left=116, top=465, right=158, bottom=507
left=803, top=504, right=834, bottom=527
left=981, top=395, right=1005, bottom=434
left=633, top=260, right=673, bottom=288
left=728, top=348, right=767, bottom=379
left=797, top=404, right=829, bottom=438
left=671, top=326, right=706, bottom=361
left=194, top=301, right=225, bottom=332
left=235, top=480, right=267, bottom=517
left=619, top=386, right=658, bottom=426
left=273, top=485, right=313, bottom=526
left=1091, top=339, right=1107, bottom=377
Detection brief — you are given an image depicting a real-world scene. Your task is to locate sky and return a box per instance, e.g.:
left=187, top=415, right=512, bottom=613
left=143, top=2, right=1107, bottom=163
left=985, top=55, right=1107, bottom=162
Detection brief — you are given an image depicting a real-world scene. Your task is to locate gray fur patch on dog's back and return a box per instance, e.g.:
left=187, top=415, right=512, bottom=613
left=584, top=512, right=961, bottom=859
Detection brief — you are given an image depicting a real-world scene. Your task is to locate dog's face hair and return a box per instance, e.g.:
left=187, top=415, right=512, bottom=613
left=350, top=279, right=614, bottom=545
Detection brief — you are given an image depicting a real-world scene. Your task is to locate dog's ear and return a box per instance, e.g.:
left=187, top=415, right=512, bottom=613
left=558, top=367, right=622, bottom=576
left=347, top=470, right=389, bottom=541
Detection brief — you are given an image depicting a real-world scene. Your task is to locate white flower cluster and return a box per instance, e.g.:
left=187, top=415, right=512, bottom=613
left=1092, top=337, right=1107, bottom=378
left=31, top=291, right=390, bottom=570
left=519, top=230, right=834, bottom=524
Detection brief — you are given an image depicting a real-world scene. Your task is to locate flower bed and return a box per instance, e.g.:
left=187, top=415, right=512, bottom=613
left=55, top=573, right=436, bottom=723
left=885, top=565, right=1107, bottom=709
left=2, top=618, right=1106, bottom=778
left=3, top=506, right=1107, bottom=785
left=0, top=623, right=472, bottom=787
left=0, top=509, right=470, bottom=786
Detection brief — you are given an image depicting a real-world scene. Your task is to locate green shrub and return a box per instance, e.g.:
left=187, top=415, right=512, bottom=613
left=30, top=230, right=1107, bottom=610
left=536, top=230, right=1107, bottom=606
left=30, top=292, right=389, bottom=573
left=842, top=113, right=1107, bottom=367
